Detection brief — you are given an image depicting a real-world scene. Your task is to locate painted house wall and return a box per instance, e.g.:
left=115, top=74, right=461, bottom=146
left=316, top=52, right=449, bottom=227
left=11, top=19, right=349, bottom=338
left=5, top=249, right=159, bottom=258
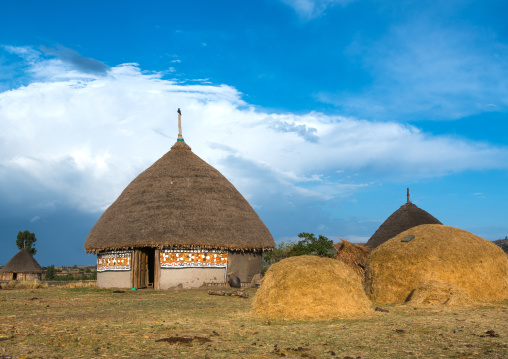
left=158, top=267, right=226, bottom=289
left=97, top=271, right=132, bottom=288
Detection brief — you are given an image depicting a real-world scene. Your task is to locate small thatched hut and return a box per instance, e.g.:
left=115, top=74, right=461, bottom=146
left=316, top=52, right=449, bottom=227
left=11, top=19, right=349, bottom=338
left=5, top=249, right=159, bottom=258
left=366, top=189, right=442, bottom=248
left=84, top=111, right=275, bottom=289
left=0, top=248, right=43, bottom=281
left=364, top=224, right=508, bottom=304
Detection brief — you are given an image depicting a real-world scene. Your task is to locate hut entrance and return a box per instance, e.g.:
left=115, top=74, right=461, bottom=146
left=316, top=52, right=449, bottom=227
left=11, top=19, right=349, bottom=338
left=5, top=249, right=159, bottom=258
left=133, top=249, right=155, bottom=289
left=13, top=273, right=17, bottom=280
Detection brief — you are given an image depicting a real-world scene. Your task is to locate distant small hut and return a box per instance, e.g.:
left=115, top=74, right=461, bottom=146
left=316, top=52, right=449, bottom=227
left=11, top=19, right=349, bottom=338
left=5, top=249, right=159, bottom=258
left=84, top=110, right=275, bottom=289
left=366, top=189, right=442, bottom=249
left=0, top=248, right=43, bottom=281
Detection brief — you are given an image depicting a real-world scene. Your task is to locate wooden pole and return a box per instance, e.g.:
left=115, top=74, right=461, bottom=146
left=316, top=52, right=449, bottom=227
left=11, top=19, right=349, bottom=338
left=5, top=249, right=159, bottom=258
left=407, top=188, right=410, bottom=204
left=177, top=108, right=183, bottom=140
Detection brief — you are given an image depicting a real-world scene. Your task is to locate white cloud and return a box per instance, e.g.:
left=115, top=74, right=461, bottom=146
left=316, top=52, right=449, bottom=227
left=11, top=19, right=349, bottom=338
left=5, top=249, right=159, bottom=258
left=1, top=45, right=507, bottom=218
left=320, top=18, right=508, bottom=119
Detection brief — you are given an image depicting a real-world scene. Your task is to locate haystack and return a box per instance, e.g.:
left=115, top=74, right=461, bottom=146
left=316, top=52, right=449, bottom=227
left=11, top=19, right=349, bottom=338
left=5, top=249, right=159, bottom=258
left=333, top=239, right=370, bottom=281
left=366, top=189, right=442, bottom=249
left=365, top=224, right=508, bottom=304
left=406, top=281, right=472, bottom=306
left=252, top=255, right=373, bottom=320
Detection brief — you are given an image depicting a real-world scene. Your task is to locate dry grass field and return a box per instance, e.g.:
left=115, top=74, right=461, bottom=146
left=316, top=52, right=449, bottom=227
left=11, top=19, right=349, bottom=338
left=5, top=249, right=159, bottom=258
left=0, top=285, right=507, bottom=358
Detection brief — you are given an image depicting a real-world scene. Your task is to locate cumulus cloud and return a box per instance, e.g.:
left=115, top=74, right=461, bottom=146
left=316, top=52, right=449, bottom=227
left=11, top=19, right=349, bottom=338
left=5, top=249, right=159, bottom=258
left=1, top=45, right=507, bottom=240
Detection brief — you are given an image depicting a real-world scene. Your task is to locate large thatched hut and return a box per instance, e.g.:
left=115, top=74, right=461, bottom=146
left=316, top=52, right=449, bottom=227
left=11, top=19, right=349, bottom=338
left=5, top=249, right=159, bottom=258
left=0, top=248, right=43, bottom=281
left=366, top=189, right=442, bottom=248
left=84, top=111, right=275, bottom=289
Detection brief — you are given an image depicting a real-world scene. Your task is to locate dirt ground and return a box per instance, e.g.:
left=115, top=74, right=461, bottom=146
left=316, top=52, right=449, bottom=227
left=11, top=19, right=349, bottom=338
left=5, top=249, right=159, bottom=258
left=0, top=286, right=507, bottom=358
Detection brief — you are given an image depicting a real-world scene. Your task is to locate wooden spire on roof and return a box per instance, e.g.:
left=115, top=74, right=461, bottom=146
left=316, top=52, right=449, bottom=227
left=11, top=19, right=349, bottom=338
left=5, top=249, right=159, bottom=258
left=177, top=108, right=183, bottom=141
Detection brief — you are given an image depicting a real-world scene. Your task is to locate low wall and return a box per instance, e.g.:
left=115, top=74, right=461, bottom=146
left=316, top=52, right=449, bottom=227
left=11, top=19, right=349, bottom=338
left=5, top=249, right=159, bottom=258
left=97, top=271, right=132, bottom=288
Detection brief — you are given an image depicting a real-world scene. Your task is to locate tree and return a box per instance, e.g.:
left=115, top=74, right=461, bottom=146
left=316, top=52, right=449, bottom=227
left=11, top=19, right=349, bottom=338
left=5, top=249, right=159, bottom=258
left=263, top=240, right=296, bottom=264
left=288, top=232, right=335, bottom=257
left=45, top=265, right=56, bottom=280
left=16, top=230, right=37, bottom=256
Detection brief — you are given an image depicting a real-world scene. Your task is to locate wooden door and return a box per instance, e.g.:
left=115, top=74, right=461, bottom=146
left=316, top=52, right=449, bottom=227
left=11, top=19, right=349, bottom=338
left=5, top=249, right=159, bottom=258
left=133, top=249, right=148, bottom=289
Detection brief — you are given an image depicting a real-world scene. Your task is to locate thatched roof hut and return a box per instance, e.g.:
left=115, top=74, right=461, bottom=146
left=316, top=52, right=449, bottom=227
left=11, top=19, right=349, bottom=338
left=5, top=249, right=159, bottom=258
left=0, top=248, right=43, bottom=281
left=366, top=189, right=442, bottom=248
left=84, top=110, right=275, bottom=289
left=84, top=139, right=273, bottom=253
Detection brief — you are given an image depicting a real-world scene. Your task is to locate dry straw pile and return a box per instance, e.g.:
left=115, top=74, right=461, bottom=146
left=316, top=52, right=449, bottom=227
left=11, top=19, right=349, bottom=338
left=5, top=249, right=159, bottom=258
left=365, top=224, right=508, bottom=304
left=333, top=239, right=370, bottom=281
left=3, top=280, right=48, bottom=289
left=405, top=280, right=472, bottom=306
left=252, top=255, right=373, bottom=320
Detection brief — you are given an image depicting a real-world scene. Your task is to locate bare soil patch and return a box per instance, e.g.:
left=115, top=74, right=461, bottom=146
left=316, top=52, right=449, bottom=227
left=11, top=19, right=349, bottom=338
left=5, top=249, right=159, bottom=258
left=0, top=287, right=507, bottom=358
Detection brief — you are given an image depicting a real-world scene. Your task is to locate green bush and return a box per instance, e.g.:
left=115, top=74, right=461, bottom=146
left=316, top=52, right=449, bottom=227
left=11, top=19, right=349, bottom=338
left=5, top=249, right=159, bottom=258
left=263, top=232, right=335, bottom=265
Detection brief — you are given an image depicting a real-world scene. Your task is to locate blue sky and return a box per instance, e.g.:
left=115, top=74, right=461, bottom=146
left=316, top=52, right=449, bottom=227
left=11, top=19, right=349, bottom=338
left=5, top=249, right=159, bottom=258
left=1, top=0, right=507, bottom=266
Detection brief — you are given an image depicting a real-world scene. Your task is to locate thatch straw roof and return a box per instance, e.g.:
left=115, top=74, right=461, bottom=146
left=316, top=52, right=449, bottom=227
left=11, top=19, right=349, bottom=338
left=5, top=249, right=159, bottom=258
left=84, top=140, right=275, bottom=253
left=252, top=255, right=373, bottom=320
left=364, top=224, right=508, bottom=304
left=0, top=249, right=42, bottom=273
left=366, top=197, right=442, bottom=248
left=333, top=239, right=370, bottom=281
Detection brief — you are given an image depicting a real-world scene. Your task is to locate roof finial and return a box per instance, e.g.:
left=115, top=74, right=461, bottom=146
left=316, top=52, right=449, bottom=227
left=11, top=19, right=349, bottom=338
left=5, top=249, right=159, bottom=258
left=177, top=108, right=184, bottom=141
left=407, top=188, right=411, bottom=204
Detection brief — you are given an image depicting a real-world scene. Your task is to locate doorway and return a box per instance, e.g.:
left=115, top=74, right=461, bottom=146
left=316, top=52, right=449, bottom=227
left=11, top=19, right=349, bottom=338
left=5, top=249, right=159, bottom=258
left=133, top=248, right=155, bottom=289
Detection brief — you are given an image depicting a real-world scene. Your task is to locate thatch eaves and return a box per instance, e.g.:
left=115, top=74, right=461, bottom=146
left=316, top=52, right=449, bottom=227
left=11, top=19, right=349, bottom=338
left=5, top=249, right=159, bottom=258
left=0, top=249, right=43, bottom=273
left=84, top=140, right=275, bottom=253
left=366, top=202, right=442, bottom=249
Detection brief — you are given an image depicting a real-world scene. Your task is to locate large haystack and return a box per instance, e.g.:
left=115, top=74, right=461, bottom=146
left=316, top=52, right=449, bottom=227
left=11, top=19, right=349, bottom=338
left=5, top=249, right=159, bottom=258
left=366, top=190, right=442, bottom=249
left=252, top=255, right=373, bottom=320
left=333, top=239, right=370, bottom=281
left=365, top=224, right=508, bottom=304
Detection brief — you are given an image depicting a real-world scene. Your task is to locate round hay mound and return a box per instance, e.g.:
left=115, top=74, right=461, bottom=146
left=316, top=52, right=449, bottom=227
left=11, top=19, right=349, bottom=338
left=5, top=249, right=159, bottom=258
left=365, top=224, right=508, bottom=304
left=406, top=280, right=472, bottom=306
left=251, top=255, right=373, bottom=320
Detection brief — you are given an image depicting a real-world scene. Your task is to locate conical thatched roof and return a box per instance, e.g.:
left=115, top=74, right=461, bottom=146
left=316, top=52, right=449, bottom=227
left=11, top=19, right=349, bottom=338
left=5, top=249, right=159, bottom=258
left=366, top=194, right=442, bottom=249
left=84, top=140, right=275, bottom=253
left=0, top=249, right=42, bottom=273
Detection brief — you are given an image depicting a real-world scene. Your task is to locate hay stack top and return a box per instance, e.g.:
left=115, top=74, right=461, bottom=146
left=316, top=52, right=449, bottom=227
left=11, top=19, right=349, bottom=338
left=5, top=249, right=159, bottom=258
left=84, top=139, right=275, bottom=253
left=0, top=249, right=42, bottom=273
left=366, top=191, right=442, bottom=248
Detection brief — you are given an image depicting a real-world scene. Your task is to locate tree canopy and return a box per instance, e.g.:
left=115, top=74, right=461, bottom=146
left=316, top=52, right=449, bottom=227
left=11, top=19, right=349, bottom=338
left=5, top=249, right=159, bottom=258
left=263, top=232, right=335, bottom=264
left=16, top=230, right=37, bottom=256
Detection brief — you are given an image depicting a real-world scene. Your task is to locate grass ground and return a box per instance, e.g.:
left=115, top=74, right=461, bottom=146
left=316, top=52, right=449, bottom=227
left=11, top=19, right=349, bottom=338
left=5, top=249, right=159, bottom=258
left=0, top=286, right=507, bottom=358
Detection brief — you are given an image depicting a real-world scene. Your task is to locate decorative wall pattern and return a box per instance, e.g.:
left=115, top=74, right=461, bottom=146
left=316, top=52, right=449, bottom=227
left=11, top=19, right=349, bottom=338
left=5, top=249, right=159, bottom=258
left=160, top=249, right=228, bottom=268
left=97, top=251, right=132, bottom=272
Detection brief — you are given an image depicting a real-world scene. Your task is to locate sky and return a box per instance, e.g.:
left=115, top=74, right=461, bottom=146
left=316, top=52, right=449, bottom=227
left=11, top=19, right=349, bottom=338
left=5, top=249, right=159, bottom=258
left=1, top=0, right=507, bottom=266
